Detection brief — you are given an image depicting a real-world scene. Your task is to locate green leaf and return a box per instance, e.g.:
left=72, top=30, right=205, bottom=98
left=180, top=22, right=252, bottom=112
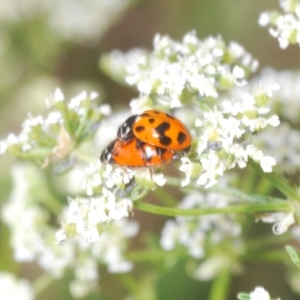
left=285, top=245, right=300, bottom=269
left=249, top=159, right=299, bottom=200
left=237, top=293, right=250, bottom=300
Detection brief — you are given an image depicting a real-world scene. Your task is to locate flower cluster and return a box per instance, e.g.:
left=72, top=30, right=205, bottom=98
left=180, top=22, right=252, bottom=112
left=247, top=68, right=300, bottom=123
left=259, top=0, right=300, bottom=49
left=256, top=211, right=295, bottom=235
left=0, top=0, right=132, bottom=42
left=238, top=286, right=281, bottom=300
left=231, top=68, right=300, bottom=175
left=0, top=90, right=141, bottom=246
left=0, top=272, right=34, bottom=300
left=57, top=157, right=169, bottom=243
left=0, top=89, right=110, bottom=171
left=1, top=163, right=138, bottom=298
left=178, top=85, right=279, bottom=188
left=56, top=192, right=134, bottom=244
left=160, top=191, right=243, bottom=279
left=101, top=31, right=258, bottom=112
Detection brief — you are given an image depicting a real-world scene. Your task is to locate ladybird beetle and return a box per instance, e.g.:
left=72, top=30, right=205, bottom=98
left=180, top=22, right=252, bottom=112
left=117, top=110, right=191, bottom=152
left=101, top=137, right=178, bottom=167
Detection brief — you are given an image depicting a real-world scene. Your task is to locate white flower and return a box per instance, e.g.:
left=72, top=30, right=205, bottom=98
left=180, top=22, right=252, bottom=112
left=179, top=157, right=193, bottom=186
left=70, top=279, right=97, bottom=299
left=230, top=68, right=300, bottom=175
left=249, top=286, right=281, bottom=300
left=197, top=152, right=225, bottom=188
left=160, top=192, right=242, bottom=262
left=0, top=134, right=19, bottom=154
left=103, top=32, right=258, bottom=111
left=55, top=229, right=66, bottom=245
left=152, top=172, right=167, bottom=186
left=272, top=212, right=295, bottom=234
left=129, top=95, right=153, bottom=114
left=0, top=273, right=34, bottom=300
left=194, top=256, right=229, bottom=280
left=259, top=0, right=300, bottom=49
left=68, top=91, right=88, bottom=110
left=45, top=88, right=65, bottom=108
left=256, top=211, right=295, bottom=235
left=57, top=192, right=133, bottom=243
left=258, top=13, right=271, bottom=26
left=250, top=287, right=270, bottom=300
left=0, top=0, right=133, bottom=42
left=260, top=156, right=276, bottom=172
left=105, top=246, right=134, bottom=273
left=267, top=115, right=280, bottom=127
left=90, top=219, right=138, bottom=272
left=105, top=165, right=135, bottom=189
left=160, top=220, right=178, bottom=251
left=2, top=162, right=138, bottom=299
left=185, top=82, right=278, bottom=187
left=1, top=88, right=108, bottom=163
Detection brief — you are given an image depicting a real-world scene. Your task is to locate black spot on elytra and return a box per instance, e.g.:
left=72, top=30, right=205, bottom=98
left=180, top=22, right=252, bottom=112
left=177, top=132, right=187, bottom=145
left=155, top=122, right=172, bottom=146
left=159, top=135, right=172, bottom=146
left=135, top=125, right=145, bottom=133
left=148, top=118, right=155, bottom=124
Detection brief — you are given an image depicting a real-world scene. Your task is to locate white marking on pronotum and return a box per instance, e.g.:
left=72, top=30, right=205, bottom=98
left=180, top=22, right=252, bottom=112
left=144, top=145, right=153, bottom=160
left=120, top=122, right=131, bottom=137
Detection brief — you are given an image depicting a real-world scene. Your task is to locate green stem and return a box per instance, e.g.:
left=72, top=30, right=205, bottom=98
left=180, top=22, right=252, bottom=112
left=208, top=268, right=231, bottom=300
left=249, top=160, right=299, bottom=200
left=134, top=201, right=292, bottom=217
left=60, top=105, right=73, bottom=135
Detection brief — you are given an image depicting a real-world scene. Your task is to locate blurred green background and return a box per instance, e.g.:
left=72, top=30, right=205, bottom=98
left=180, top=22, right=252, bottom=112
left=0, top=0, right=299, bottom=299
